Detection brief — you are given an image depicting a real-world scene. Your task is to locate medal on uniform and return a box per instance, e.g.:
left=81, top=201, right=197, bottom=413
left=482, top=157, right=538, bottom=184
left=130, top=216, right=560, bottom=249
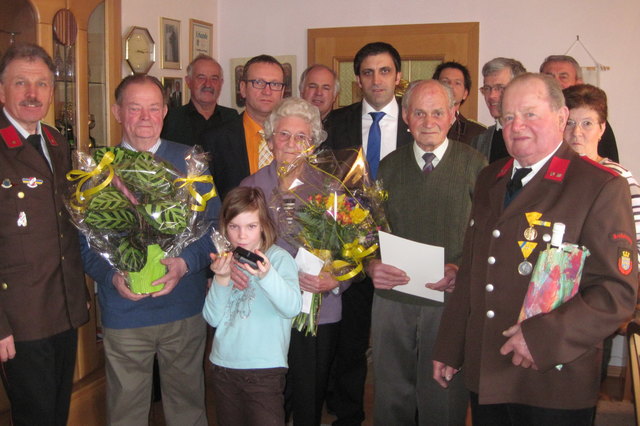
left=524, top=212, right=551, bottom=241
left=17, top=211, right=27, bottom=227
left=518, top=260, right=533, bottom=275
left=22, top=177, right=43, bottom=188
left=518, top=240, right=537, bottom=276
left=523, top=226, right=537, bottom=241
left=1, top=178, right=12, bottom=188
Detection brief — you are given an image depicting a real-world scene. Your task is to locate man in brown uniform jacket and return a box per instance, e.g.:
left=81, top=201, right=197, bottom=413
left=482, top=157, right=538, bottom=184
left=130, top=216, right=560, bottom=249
left=432, top=73, right=637, bottom=425
left=0, top=43, right=88, bottom=425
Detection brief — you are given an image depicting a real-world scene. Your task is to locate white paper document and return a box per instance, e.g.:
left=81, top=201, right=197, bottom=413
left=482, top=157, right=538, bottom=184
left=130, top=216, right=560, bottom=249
left=295, top=248, right=325, bottom=313
left=378, top=231, right=445, bottom=302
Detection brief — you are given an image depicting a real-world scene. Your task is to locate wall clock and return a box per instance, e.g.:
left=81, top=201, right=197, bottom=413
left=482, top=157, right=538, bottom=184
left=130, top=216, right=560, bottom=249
left=124, top=26, right=155, bottom=75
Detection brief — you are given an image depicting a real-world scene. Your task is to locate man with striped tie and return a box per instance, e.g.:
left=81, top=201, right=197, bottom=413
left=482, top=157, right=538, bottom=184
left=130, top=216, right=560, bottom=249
left=366, top=79, right=486, bottom=424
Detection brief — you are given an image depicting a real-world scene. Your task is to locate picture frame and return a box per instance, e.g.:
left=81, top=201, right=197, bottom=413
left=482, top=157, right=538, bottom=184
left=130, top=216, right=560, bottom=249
left=160, top=17, right=181, bottom=70
left=162, top=77, right=183, bottom=109
left=189, top=19, right=213, bottom=61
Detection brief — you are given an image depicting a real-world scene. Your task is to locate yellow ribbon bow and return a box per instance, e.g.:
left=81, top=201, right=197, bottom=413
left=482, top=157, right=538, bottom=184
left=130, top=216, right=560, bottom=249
left=173, top=175, right=217, bottom=212
left=332, top=239, right=379, bottom=281
left=66, top=151, right=115, bottom=210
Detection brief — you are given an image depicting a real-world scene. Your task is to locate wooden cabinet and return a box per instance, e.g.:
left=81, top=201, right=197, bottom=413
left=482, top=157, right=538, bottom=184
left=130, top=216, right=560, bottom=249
left=0, top=0, right=122, bottom=424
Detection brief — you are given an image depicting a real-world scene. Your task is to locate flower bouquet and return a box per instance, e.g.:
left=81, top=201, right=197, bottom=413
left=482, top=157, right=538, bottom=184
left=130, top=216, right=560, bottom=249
left=271, top=148, right=388, bottom=335
left=65, top=146, right=216, bottom=294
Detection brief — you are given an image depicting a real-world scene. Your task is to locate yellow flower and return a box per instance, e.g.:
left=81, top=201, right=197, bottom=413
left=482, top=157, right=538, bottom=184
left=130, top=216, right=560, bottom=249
left=350, top=206, right=369, bottom=224
left=325, top=193, right=335, bottom=210
left=325, top=192, right=346, bottom=213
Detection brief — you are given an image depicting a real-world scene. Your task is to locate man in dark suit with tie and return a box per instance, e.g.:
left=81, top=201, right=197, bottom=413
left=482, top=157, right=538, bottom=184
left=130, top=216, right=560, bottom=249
left=322, top=41, right=412, bottom=425
left=201, top=55, right=285, bottom=200
left=471, top=57, right=526, bottom=162
left=0, top=43, right=88, bottom=426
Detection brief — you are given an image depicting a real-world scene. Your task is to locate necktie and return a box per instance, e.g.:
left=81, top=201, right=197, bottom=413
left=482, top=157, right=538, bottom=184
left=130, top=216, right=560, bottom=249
left=366, top=112, right=386, bottom=179
left=422, top=152, right=436, bottom=175
left=27, top=134, right=44, bottom=158
left=258, top=130, right=273, bottom=169
left=504, top=167, right=532, bottom=207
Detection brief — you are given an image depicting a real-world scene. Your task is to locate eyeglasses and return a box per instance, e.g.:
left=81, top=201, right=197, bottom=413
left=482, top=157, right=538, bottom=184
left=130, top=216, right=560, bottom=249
left=273, top=130, right=312, bottom=145
left=479, top=84, right=506, bottom=95
left=245, top=79, right=285, bottom=91
left=566, top=119, right=599, bottom=130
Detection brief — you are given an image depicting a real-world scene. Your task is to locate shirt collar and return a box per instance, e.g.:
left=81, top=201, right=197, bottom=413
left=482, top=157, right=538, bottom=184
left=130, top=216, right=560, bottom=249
left=3, top=107, right=42, bottom=138
left=512, top=140, right=563, bottom=185
left=243, top=111, right=263, bottom=132
left=362, top=98, right=398, bottom=120
left=121, top=138, right=162, bottom=154
left=413, top=138, right=449, bottom=166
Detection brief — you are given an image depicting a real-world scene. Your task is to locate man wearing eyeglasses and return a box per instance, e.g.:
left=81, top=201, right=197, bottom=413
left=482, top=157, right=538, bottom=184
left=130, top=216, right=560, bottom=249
left=471, top=57, right=526, bottom=162
left=161, top=54, right=238, bottom=147
left=201, top=54, right=285, bottom=200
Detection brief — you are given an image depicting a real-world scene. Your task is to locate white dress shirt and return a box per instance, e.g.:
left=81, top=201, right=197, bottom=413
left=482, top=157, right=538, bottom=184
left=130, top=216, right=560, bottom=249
left=361, top=98, right=399, bottom=161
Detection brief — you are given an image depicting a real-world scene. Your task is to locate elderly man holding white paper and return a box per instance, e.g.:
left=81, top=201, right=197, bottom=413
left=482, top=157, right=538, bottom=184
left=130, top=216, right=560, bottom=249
left=366, top=79, right=486, bottom=425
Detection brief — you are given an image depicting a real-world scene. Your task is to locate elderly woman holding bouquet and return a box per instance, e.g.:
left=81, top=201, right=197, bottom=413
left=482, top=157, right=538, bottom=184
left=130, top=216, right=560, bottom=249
left=240, top=97, right=341, bottom=425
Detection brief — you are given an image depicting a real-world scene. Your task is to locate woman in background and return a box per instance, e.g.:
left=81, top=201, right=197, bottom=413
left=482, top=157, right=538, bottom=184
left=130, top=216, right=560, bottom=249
left=563, top=83, right=640, bottom=380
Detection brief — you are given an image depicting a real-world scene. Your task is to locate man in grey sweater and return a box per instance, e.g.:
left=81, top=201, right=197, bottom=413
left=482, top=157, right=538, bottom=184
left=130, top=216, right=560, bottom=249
left=366, top=79, right=487, bottom=425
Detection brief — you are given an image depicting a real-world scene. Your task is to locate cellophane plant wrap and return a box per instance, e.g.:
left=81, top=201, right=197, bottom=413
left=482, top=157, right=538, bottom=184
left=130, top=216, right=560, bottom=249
left=270, top=148, right=389, bottom=335
left=65, top=146, right=216, bottom=294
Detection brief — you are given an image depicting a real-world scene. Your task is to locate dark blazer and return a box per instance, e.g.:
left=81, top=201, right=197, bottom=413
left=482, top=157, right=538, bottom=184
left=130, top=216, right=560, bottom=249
left=200, top=113, right=249, bottom=200
left=161, top=101, right=238, bottom=147
left=448, top=112, right=486, bottom=146
left=0, top=112, right=88, bottom=341
left=321, top=98, right=413, bottom=151
left=433, top=142, right=637, bottom=409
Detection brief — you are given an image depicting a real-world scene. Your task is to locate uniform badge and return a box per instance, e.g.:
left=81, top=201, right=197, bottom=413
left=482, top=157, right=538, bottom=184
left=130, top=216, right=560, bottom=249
left=618, top=249, right=632, bottom=275
left=1, top=179, right=12, bottom=189
left=17, top=211, right=27, bottom=227
left=22, top=177, right=43, bottom=188
left=611, top=232, right=633, bottom=245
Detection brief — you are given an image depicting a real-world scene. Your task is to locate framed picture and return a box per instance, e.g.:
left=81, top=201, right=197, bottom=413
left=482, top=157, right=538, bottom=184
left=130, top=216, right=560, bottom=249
left=160, top=17, right=181, bottom=70
left=162, top=77, right=183, bottom=109
left=189, top=19, right=213, bottom=61
left=229, top=55, right=296, bottom=110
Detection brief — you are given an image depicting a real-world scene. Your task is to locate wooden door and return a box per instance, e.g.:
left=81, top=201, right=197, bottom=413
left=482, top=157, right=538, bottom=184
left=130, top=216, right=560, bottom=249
left=308, top=22, right=480, bottom=119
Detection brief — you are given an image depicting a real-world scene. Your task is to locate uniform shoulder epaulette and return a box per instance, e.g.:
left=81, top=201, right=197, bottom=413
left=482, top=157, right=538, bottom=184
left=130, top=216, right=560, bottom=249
left=579, top=155, right=618, bottom=177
